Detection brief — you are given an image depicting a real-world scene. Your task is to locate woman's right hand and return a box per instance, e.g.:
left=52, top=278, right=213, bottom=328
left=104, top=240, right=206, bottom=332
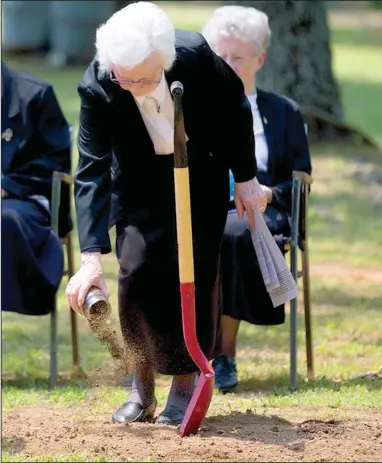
left=65, top=252, right=108, bottom=313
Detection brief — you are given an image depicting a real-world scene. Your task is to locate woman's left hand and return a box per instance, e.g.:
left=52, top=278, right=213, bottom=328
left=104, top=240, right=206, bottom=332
left=234, top=177, right=267, bottom=229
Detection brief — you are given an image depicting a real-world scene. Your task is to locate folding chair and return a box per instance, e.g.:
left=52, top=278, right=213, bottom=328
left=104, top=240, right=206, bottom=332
left=284, top=123, right=314, bottom=390
left=49, top=128, right=82, bottom=388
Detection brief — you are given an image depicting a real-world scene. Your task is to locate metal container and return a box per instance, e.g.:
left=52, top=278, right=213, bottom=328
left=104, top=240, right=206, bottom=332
left=2, top=1, right=49, bottom=52
left=82, top=286, right=111, bottom=320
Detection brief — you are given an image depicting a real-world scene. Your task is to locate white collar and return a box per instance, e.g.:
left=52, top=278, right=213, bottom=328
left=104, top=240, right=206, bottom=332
left=134, top=71, right=166, bottom=107
left=247, top=92, right=257, bottom=102
left=247, top=92, right=258, bottom=110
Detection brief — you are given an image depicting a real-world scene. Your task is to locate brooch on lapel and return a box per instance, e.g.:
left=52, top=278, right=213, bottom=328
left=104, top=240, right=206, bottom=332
left=1, top=128, right=13, bottom=142
left=263, top=116, right=268, bottom=125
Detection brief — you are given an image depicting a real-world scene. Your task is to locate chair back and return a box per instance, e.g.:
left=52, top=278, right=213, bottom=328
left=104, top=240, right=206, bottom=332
left=51, top=124, right=73, bottom=237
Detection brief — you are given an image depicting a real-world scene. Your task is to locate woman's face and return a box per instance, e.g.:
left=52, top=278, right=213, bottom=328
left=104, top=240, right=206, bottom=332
left=111, top=54, right=163, bottom=97
left=212, top=35, right=265, bottom=93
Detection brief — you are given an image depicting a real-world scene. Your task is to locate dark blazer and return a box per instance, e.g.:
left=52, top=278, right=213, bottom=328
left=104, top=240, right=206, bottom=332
left=75, top=29, right=258, bottom=254
left=256, top=88, right=312, bottom=214
left=222, top=89, right=312, bottom=326
left=1, top=63, right=72, bottom=237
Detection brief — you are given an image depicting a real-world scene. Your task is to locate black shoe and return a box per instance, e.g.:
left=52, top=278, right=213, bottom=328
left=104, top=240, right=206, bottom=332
left=112, top=398, right=157, bottom=424
left=212, top=355, right=238, bottom=393
left=156, top=405, right=185, bottom=426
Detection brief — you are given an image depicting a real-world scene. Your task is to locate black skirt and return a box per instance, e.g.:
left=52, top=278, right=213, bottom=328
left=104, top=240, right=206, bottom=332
left=220, top=204, right=290, bottom=326
left=1, top=198, right=63, bottom=316
left=116, top=155, right=224, bottom=375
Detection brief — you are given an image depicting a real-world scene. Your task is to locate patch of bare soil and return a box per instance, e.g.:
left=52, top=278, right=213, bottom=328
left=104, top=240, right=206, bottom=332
left=2, top=407, right=382, bottom=462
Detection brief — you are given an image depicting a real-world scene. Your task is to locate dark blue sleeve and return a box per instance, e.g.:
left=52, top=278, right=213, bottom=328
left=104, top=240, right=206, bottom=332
left=270, top=104, right=312, bottom=212
left=2, top=85, right=72, bottom=236
left=3, top=86, right=71, bottom=196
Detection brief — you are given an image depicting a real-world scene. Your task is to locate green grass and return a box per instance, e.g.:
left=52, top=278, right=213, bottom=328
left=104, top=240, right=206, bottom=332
left=2, top=449, right=107, bottom=463
left=2, top=6, right=382, bottom=463
left=331, top=39, right=382, bottom=147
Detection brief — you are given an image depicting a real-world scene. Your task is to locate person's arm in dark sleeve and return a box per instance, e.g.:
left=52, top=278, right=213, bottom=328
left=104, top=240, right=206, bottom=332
left=74, top=83, right=112, bottom=254
left=198, top=34, right=257, bottom=182
left=270, top=103, right=312, bottom=212
left=2, top=85, right=71, bottom=201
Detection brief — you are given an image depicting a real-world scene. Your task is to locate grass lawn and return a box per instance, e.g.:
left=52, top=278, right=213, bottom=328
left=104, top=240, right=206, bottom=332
left=2, top=5, right=382, bottom=463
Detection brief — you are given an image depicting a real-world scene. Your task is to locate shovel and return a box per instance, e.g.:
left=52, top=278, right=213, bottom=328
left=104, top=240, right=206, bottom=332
left=171, top=81, right=215, bottom=437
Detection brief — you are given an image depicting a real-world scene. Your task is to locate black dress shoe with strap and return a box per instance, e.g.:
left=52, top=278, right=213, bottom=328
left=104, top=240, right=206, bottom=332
left=112, top=398, right=157, bottom=424
left=156, top=405, right=185, bottom=426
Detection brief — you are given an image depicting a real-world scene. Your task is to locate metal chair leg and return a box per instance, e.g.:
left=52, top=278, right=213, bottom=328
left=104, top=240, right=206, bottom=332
left=66, top=233, right=81, bottom=374
left=49, top=301, right=58, bottom=388
left=290, top=252, right=298, bottom=391
left=50, top=161, right=76, bottom=384
left=302, top=244, right=314, bottom=380
left=290, top=178, right=302, bottom=391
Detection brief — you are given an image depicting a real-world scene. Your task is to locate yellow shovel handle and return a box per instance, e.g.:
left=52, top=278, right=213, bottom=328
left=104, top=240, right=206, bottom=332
left=174, top=167, right=194, bottom=284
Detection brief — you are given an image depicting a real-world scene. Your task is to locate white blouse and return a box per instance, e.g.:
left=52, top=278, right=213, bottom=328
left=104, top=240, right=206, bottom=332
left=134, top=72, right=175, bottom=155
left=247, top=93, right=269, bottom=173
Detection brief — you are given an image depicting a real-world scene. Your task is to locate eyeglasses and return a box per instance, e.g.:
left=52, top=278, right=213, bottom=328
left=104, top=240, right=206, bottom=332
left=109, top=70, right=163, bottom=88
left=218, top=54, right=251, bottom=65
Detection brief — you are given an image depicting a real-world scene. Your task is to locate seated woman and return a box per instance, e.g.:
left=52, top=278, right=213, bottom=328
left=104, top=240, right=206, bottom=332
left=202, top=6, right=312, bottom=393
left=1, top=62, right=71, bottom=316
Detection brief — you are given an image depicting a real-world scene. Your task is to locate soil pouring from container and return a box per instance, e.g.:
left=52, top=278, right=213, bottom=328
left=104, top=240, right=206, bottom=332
left=82, top=286, right=126, bottom=363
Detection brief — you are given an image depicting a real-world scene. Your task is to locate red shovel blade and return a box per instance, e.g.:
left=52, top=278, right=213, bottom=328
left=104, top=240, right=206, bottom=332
left=179, top=283, right=215, bottom=437
left=180, top=370, right=214, bottom=437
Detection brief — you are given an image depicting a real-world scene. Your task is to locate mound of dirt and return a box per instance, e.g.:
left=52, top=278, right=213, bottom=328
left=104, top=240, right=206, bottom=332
left=2, top=407, right=382, bottom=461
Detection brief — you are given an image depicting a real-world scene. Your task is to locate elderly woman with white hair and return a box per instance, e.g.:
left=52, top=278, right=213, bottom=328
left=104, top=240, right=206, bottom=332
left=66, top=2, right=267, bottom=426
left=202, top=6, right=312, bottom=393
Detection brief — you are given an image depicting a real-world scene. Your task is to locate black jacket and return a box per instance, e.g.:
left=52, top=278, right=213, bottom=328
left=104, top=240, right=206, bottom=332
left=75, top=30, right=258, bottom=254
left=1, top=63, right=72, bottom=237
left=256, top=88, right=312, bottom=214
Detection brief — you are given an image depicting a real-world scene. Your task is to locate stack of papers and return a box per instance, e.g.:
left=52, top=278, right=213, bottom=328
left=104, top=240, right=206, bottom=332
left=251, top=207, right=299, bottom=307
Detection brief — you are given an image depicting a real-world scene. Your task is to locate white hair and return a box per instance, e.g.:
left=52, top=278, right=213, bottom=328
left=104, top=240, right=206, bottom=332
left=95, top=2, right=176, bottom=76
left=202, top=5, right=271, bottom=55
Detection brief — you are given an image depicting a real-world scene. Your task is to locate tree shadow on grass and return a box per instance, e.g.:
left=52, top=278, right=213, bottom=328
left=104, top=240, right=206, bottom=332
left=235, top=372, right=382, bottom=395
left=237, top=300, right=381, bottom=353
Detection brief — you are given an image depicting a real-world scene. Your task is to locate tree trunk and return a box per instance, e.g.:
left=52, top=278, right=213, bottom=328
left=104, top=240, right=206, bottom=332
left=114, top=1, right=134, bottom=11
left=224, top=1, right=354, bottom=141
